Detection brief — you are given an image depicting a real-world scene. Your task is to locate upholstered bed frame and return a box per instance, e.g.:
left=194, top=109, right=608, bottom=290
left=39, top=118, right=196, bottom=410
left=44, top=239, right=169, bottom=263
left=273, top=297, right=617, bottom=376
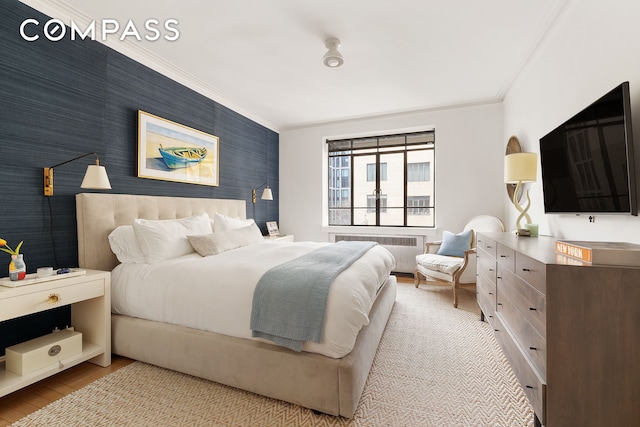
left=75, top=193, right=396, bottom=418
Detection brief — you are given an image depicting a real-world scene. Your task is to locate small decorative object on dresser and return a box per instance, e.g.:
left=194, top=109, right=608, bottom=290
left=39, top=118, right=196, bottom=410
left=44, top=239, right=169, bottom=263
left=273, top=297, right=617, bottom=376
left=477, top=232, right=640, bottom=427
left=555, top=240, right=640, bottom=266
left=266, top=221, right=279, bottom=236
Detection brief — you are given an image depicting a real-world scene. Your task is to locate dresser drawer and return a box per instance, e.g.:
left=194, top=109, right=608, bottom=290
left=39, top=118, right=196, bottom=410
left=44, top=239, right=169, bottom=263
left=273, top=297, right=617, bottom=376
left=476, top=235, right=497, bottom=258
left=499, top=266, right=546, bottom=338
left=496, top=244, right=515, bottom=272
left=477, top=250, right=497, bottom=282
left=477, top=274, right=497, bottom=329
left=515, top=253, right=546, bottom=294
left=494, top=315, right=546, bottom=424
left=497, top=273, right=547, bottom=378
left=0, top=279, right=105, bottom=321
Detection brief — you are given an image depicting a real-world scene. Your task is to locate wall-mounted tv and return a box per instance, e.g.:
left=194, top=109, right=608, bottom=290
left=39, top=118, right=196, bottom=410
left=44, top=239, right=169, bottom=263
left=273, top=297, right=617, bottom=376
left=539, top=82, right=637, bottom=215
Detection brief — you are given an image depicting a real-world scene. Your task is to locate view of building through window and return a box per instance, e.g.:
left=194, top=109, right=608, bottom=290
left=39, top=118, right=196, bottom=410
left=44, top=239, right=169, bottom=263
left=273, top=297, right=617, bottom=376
left=328, top=131, right=435, bottom=227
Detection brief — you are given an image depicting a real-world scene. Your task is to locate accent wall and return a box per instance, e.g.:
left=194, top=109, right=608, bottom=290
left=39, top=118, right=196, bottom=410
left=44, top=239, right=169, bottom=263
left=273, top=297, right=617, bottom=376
left=0, top=0, right=279, bottom=353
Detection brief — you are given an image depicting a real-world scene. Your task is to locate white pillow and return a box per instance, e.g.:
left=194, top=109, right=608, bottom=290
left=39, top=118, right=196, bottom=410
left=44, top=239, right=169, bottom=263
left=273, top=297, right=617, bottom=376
left=108, top=225, right=146, bottom=264
left=133, top=213, right=212, bottom=263
left=212, top=212, right=255, bottom=232
left=188, top=223, right=264, bottom=256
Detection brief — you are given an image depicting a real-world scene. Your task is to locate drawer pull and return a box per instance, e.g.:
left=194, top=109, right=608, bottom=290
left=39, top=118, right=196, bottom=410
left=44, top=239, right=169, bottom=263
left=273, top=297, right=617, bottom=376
left=497, top=302, right=503, bottom=306
left=47, top=293, right=61, bottom=304
left=487, top=245, right=492, bottom=249
left=488, top=292, right=494, bottom=295
left=522, top=268, right=531, bottom=272
left=500, top=255, right=507, bottom=258
left=529, top=307, right=537, bottom=311
left=48, top=344, right=62, bottom=356
left=525, top=385, right=534, bottom=389
left=529, top=347, right=537, bottom=351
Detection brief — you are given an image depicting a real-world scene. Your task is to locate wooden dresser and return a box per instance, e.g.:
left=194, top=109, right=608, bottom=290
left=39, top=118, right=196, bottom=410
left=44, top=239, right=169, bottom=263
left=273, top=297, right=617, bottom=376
left=476, top=232, right=640, bottom=427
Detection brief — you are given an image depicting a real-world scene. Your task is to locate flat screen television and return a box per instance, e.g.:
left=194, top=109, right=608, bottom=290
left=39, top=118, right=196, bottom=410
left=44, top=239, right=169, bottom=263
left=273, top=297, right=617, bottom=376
left=539, top=82, right=637, bottom=215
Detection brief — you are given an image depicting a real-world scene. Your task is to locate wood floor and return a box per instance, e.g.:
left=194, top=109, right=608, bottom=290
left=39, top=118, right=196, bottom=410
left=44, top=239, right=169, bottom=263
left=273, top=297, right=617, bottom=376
left=0, top=355, right=134, bottom=426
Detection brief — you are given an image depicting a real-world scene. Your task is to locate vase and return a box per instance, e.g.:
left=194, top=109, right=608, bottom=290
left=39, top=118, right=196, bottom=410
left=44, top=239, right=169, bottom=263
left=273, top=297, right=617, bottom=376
left=9, top=254, right=26, bottom=281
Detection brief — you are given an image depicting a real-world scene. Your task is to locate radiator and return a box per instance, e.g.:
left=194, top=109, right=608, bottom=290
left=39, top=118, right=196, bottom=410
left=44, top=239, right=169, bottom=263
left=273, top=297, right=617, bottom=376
left=328, top=233, right=425, bottom=274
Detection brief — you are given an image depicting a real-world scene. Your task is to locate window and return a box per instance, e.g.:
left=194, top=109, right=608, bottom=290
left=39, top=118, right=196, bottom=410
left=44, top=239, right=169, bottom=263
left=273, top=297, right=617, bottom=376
left=408, top=162, right=430, bottom=182
left=367, top=194, right=387, bottom=213
left=407, top=196, right=431, bottom=215
left=367, top=163, right=387, bottom=182
left=327, top=130, right=435, bottom=227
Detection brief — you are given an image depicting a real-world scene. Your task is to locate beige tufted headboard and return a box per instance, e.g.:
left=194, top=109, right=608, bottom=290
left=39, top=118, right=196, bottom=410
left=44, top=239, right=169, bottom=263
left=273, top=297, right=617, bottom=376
left=76, top=193, right=247, bottom=272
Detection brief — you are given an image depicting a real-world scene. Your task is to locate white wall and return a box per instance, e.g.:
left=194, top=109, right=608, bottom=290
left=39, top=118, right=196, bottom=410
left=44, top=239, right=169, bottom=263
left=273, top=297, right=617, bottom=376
left=280, top=103, right=504, bottom=242
left=503, top=0, right=640, bottom=242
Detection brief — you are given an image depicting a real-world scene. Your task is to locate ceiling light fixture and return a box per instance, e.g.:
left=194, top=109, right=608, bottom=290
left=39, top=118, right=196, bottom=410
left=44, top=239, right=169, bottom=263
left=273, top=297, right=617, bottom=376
left=322, top=37, right=344, bottom=68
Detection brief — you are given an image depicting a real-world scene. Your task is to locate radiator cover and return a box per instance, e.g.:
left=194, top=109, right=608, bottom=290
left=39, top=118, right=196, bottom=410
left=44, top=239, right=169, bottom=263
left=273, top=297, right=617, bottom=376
left=329, top=233, right=424, bottom=274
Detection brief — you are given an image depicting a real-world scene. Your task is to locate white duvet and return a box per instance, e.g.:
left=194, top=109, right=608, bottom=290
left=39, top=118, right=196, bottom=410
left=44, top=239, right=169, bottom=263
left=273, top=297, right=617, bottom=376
left=111, top=241, right=395, bottom=358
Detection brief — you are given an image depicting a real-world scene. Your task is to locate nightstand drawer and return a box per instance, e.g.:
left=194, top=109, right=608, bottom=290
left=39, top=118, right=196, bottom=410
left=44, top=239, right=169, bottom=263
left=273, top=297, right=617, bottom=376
left=0, top=279, right=104, bottom=321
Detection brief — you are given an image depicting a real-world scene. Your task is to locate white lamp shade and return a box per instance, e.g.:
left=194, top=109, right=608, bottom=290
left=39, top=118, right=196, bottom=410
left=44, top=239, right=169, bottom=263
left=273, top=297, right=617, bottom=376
left=504, top=152, right=538, bottom=183
left=81, top=164, right=112, bottom=189
left=261, top=187, right=273, bottom=201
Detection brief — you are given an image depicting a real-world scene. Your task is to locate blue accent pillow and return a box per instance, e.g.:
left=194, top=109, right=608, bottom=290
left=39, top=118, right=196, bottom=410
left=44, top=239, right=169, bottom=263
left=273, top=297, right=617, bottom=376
left=436, top=229, right=473, bottom=257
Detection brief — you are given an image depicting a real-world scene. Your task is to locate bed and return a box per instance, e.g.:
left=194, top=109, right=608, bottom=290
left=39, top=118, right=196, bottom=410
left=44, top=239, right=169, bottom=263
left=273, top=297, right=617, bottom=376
left=75, top=193, right=397, bottom=418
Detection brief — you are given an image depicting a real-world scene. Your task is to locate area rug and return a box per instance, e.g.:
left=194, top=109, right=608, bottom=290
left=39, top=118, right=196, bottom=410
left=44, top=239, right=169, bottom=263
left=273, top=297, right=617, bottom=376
left=12, top=281, right=534, bottom=426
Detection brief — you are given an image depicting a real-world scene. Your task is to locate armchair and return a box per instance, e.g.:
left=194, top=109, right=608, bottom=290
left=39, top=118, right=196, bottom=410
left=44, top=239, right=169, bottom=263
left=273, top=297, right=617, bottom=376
left=414, top=215, right=504, bottom=308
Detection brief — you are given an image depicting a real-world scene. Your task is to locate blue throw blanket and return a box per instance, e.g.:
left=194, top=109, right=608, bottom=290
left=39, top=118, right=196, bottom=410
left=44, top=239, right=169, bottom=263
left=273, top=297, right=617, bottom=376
left=250, top=241, right=376, bottom=351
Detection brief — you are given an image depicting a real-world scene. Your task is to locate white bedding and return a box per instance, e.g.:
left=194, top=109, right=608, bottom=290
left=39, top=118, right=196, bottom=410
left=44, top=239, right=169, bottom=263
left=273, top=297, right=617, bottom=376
left=111, top=241, right=395, bottom=358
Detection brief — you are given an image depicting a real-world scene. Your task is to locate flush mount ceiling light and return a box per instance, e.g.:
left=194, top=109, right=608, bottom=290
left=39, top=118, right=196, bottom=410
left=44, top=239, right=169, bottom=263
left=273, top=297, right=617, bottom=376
left=322, top=37, right=344, bottom=68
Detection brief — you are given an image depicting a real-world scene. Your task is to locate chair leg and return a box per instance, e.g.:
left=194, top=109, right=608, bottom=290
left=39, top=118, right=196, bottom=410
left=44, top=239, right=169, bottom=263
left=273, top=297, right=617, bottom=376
left=414, top=269, right=422, bottom=288
left=452, top=282, right=459, bottom=308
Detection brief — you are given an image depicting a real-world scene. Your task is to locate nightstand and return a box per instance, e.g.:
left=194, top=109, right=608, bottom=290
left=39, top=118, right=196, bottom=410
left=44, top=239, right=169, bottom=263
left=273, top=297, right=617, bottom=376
left=264, top=235, right=294, bottom=242
left=0, top=269, right=111, bottom=397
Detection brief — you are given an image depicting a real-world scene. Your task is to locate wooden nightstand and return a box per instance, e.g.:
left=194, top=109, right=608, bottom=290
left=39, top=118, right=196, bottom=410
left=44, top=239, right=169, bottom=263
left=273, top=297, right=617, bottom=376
left=264, top=235, right=294, bottom=242
left=0, top=269, right=111, bottom=397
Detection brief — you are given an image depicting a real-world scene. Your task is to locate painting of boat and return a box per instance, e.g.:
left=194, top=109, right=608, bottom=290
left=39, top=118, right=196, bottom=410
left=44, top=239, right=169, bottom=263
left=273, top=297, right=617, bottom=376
left=158, top=145, right=208, bottom=169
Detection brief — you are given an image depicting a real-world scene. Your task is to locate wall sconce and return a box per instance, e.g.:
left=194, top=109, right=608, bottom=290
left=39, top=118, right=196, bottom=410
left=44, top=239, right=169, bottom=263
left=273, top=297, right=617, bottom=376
left=504, top=152, right=537, bottom=233
left=44, top=152, right=111, bottom=196
left=252, top=183, right=273, bottom=204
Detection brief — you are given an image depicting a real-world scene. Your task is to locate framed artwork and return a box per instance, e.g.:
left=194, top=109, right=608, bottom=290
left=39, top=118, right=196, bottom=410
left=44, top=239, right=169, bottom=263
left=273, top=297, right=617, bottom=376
left=266, top=221, right=279, bottom=236
left=137, top=110, right=219, bottom=186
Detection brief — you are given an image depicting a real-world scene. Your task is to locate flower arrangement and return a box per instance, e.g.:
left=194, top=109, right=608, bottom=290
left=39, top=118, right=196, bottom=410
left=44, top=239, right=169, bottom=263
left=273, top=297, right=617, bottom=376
left=0, top=238, right=23, bottom=256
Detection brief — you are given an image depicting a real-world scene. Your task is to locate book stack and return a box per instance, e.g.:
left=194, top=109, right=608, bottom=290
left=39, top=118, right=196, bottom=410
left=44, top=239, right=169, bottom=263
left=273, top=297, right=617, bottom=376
left=555, top=240, right=640, bottom=266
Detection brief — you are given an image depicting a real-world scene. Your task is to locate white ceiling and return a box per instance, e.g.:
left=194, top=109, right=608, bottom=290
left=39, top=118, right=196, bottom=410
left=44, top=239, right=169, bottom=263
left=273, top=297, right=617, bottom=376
left=23, top=0, right=571, bottom=131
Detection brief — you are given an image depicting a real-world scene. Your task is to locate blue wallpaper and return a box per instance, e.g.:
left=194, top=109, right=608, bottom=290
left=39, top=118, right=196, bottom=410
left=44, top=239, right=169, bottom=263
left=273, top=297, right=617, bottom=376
left=0, top=0, right=279, bottom=352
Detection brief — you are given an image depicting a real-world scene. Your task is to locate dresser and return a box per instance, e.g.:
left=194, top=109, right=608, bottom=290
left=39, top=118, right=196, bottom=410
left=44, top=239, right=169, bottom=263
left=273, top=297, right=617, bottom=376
left=476, top=232, right=640, bottom=427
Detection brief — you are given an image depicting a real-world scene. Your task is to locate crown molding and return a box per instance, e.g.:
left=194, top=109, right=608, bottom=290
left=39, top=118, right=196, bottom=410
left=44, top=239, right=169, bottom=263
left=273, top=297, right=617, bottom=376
left=18, top=0, right=279, bottom=132
left=496, top=0, right=579, bottom=100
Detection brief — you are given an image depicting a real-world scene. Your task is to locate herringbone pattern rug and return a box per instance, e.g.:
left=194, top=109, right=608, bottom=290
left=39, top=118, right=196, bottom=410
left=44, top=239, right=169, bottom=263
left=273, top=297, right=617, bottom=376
left=12, top=281, right=534, bottom=426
